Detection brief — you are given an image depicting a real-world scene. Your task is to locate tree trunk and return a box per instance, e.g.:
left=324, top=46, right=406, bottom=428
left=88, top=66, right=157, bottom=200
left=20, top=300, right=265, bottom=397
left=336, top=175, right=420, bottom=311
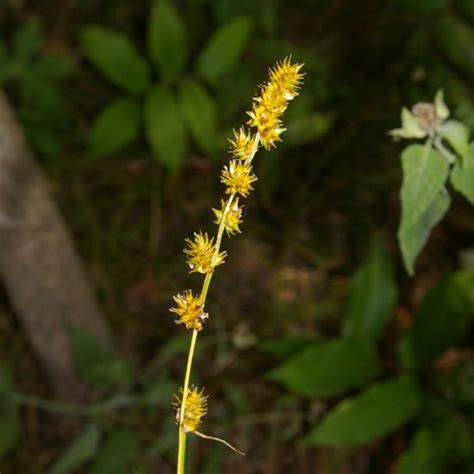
left=0, top=91, right=113, bottom=401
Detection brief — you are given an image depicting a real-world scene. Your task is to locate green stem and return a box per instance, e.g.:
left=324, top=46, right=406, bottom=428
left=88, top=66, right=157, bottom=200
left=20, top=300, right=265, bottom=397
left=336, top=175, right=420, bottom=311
left=10, top=391, right=137, bottom=416
left=176, top=133, right=260, bottom=474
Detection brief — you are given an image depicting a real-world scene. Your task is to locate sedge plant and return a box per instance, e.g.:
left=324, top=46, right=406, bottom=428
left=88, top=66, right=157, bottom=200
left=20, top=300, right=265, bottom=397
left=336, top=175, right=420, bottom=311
left=169, top=57, right=304, bottom=473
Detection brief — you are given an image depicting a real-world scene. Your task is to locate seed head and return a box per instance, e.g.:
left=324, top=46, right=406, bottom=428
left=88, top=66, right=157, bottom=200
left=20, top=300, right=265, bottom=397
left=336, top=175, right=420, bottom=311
left=212, top=198, right=244, bottom=236
left=221, top=160, right=257, bottom=197
left=184, top=231, right=226, bottom=274
left=229, top=128, right=256, bottom=161
left=247, top=56, right=304, bottom=149
left=175, top=386, right=208, bottom=433
left=170, top=290, right=208, bottom=331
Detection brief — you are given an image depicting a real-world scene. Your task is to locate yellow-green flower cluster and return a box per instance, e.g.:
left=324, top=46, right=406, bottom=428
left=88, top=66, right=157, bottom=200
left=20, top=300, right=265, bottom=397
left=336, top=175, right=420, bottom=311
left=247, top=57, right=304, bottom=149
left=170, top=290, right=208, bottom=331
left=171, top=58, right=303, bottom=444
left=212, top=199, right=243, bottom=236
left=175, top=386, right=208, bottom=433
left=183, top=231, right=226, bottom=274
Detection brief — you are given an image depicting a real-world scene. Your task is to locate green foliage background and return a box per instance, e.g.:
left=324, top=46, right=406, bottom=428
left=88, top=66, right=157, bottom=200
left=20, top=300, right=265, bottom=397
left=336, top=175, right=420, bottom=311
left=0, top=0, right=473, bottom=473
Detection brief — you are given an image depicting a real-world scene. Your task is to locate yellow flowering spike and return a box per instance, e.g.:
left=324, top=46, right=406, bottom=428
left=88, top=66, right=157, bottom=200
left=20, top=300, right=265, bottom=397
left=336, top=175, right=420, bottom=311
left=170, top=290, right=208, bottom=331
left=229, top=128, right=255, bottom=161
left=212, top=198, right=244, bottom=236
left=269, top=57, right=304, bottom=99
left=247, top=56, right=304, bottom=149
left=221, top=160, right=257, bottom=197
left=175, top=386, right=208, bottom=433
left=184, top=231, right=226, bottom=274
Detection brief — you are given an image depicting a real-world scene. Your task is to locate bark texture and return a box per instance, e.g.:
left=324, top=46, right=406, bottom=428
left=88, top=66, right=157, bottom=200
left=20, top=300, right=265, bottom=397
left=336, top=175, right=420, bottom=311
left=0, top=91, right=113, bottom=400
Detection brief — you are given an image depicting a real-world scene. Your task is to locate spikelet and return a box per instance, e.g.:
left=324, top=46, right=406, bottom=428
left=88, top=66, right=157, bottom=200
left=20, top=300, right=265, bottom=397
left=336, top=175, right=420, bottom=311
left=247, top=57, right=304, bottom=149
left=170, top=290, right=208, bottom=331
left=184, top=231, right=226, bottom=274
left=221, top=160, right=257, bottom=197
left=212, top=198, right=244, bottom=236
left=175, top=386, right=208, bottom=433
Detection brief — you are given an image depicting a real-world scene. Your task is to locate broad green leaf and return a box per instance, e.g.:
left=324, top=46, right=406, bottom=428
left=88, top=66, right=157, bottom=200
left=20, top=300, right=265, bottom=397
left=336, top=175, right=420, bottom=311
left=143, top=372, right=176, bottom=408
left=451, top=144, right=474, bottom=204
left=91, top=430, right=139, bottom=474
left=268, top=339, right=379, bottom=397
left=343, top=242, right=397, bottom=341
left=0, top=403, right=19, bottom=459
left=90, top=97, right=141, bottom=157
left=396, top=430, right=439, bottom=474
left=399, top=144, right=449, bottom=230
left=0, top=363, right=14, bottom=395
left=434, top=356, right=474, bottom=406
left=180, top=79, right=218, bottom=156
left=393, top=0, right=449, bottom=13
left=49, top=424, right=102, bottom=474
left=285, top=113, right=334, bottom=146
left=258, top=335, right=318, bottom=360
left=410, top=270, right=474, bottom=368
left=69, top=327, right=131, bottom=387
left=399, top=188, right=451, bottom=276
left=81, top=26, right=150, bottom=94
left=439, top=119, right=469, bottom=159
left=13, top=20, right=42, bottom=63
left=416, top=398, right=473, bottom=470
left=436, top=17, right=474, bottom=78
left=455, top=0, right=474, bottom=23
left=304, top=375, right=421, bottom=446
left=148, top=1, right=187, bottom=82
left=145, top=84, right=187, bottom=172
left=196, top=16, right=252, bottom=85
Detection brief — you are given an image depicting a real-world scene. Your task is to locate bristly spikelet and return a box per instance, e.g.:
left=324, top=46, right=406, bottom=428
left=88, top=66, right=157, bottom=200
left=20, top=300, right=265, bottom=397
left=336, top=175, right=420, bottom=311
left=184, top=231, right=226, bottom=274
left=229, top=128, right=255, bottom=161
left=170, top=290, right=208, bottom=331
left=212, top=198, right=244, bottom=236
left=221, top=160, right=257, bottom=197
left=247, top=56, right=304, bottom=149
left=175, top=386, right=208, bottom=433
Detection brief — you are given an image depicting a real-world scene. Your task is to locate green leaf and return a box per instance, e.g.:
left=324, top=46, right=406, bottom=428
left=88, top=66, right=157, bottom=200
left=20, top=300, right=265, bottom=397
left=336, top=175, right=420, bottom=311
left=439, top=119, right=470, bottom=159
left=396, top=430, right=439, bottom=474
left=0, top=403, right=19, bottom=459
left=304, top=375, right=421, bottom=447
left=91, top=430, right=139, bottom=474
left=434, top=356, right=474, bottom=406
left=451, top=144, right=474, bottom=204
left=285, top=113, right=335, bottom=146
left=90, top=97, right=141, bottom=157
left=268, top=339, right=379, bottom=397
left=81, top=25, right=150, bottom=95
left=410, top=270, right=474, bottom=368
left=393, top=0, right=449, bottom=13
left=436, top=17, right=474, bottom=78
left=399, top=144, right=449, bottom=230
left=196, top=16, right=252, bottom=85
left=455, top=0, right=474, bottom=23
left=69, top=327, right=131, bottom=387
left=145, top=84, right=187, bottom=172
left=13, top=19, right=42, bottom=63
left=0, top=363, right=14, bottom=395
left=148, top=1, right=187, bottom=82
left=258, top=335, right=319, bottom=360
left=180, top=79, right=218, bottom=156
left=343, top=242, right=397, bottom=341
left=49, top=425, right=102, bottom=474
left=399, top=189, right=451, bottom=276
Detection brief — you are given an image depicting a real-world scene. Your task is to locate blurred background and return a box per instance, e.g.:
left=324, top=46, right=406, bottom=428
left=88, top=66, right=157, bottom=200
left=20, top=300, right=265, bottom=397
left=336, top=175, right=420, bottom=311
left=0, top=0, right=473, bottom=472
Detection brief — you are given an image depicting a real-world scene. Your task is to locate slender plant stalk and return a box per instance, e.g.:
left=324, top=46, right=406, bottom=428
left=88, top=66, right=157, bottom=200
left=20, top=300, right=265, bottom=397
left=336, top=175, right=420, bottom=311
left=171, top=58, right=304, bottom=473
left=176, top=135, right=260, bottom=473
